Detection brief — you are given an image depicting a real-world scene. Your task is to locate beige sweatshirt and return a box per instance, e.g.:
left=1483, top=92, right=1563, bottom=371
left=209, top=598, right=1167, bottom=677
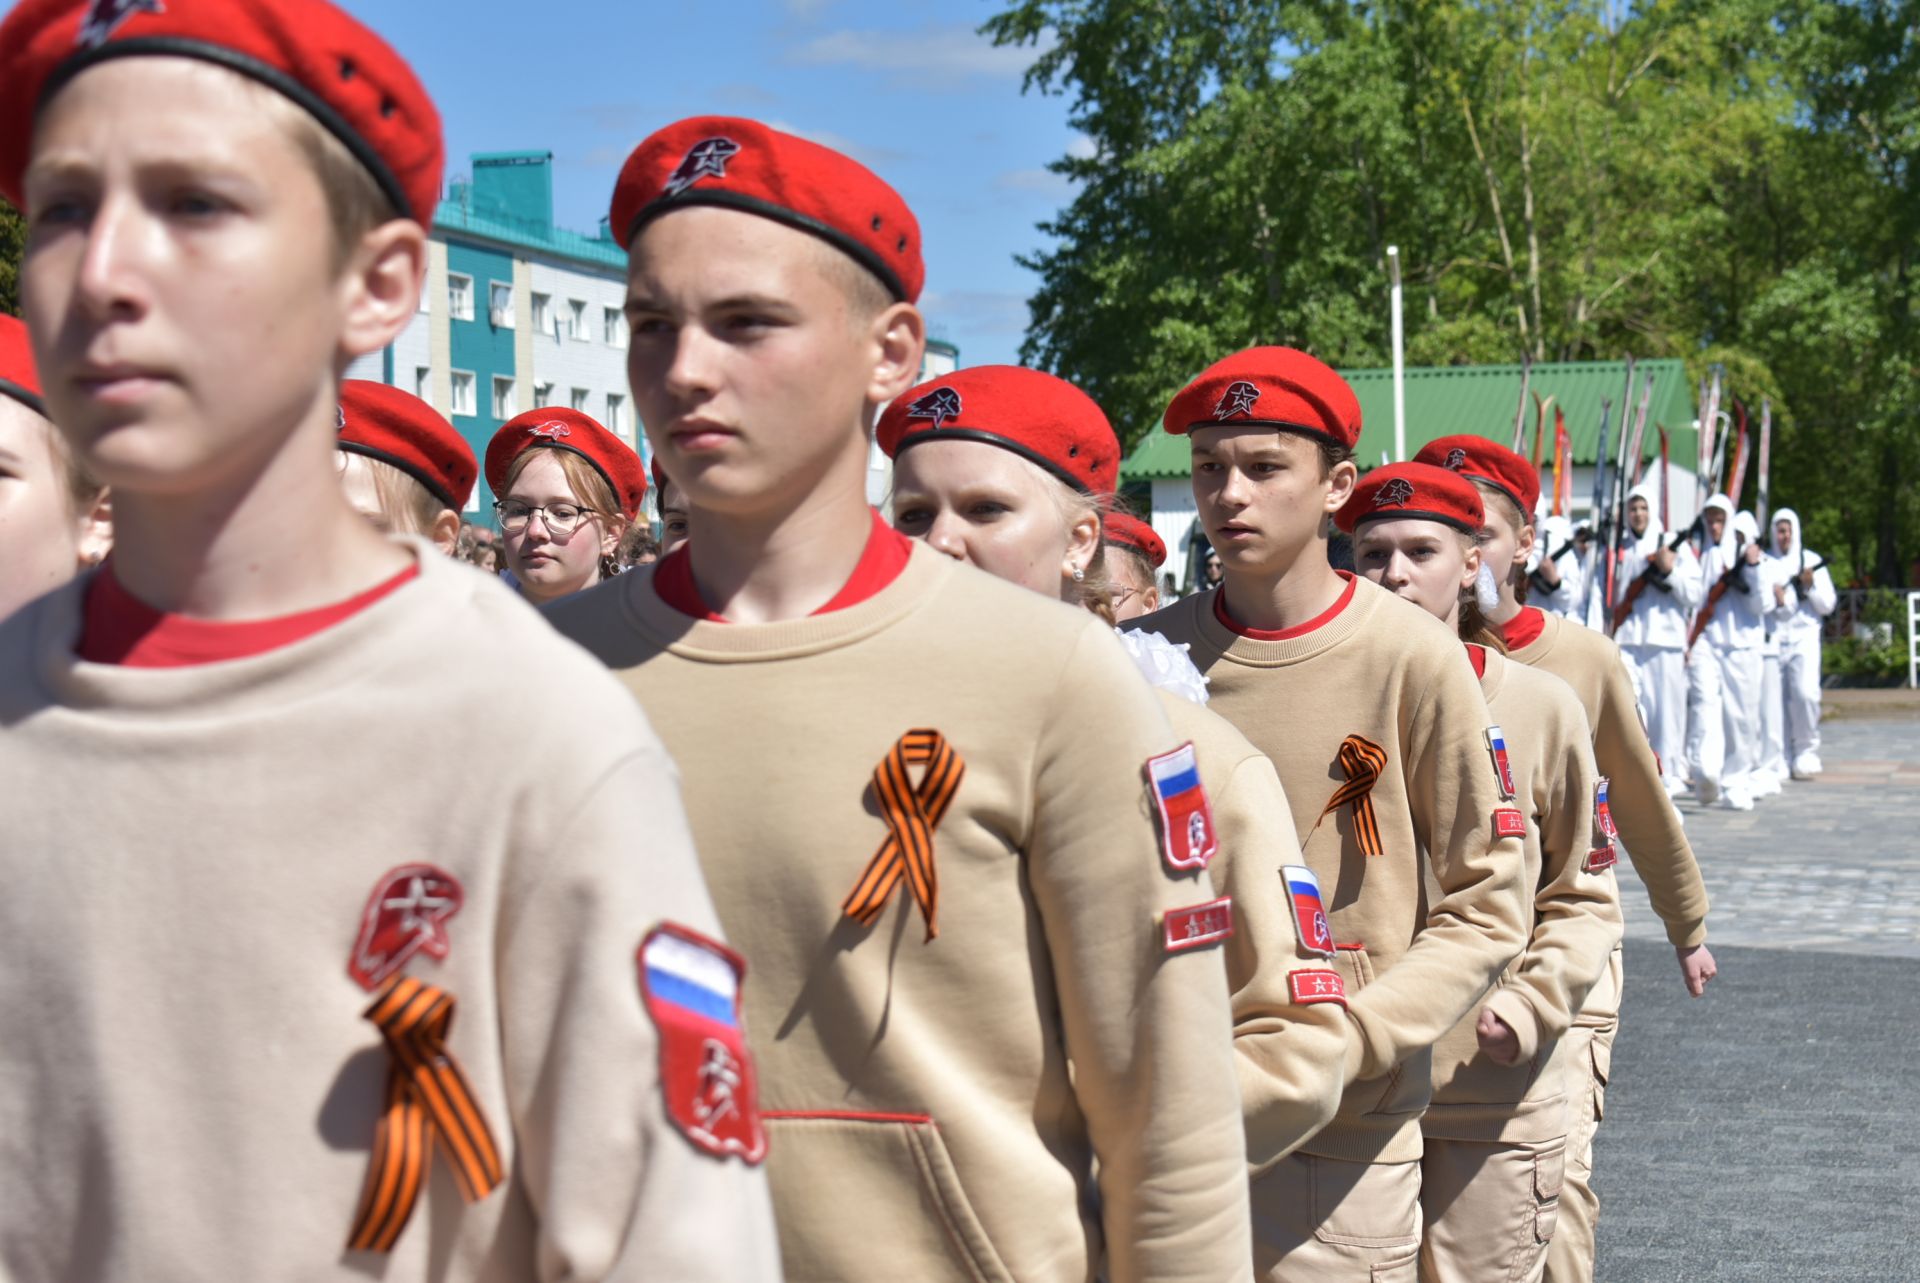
left=547, top=543, right=1252, bottom=1283
left=0, top=547, right=782, bottom=1282
left=1153, top=690, right=1360, bottom=1174
left=1506, top=609, right=1711, bottom=949
left=1423, top=648, right=1623, bottom=1143
left=1134, top=576, right=1528, bottom=1164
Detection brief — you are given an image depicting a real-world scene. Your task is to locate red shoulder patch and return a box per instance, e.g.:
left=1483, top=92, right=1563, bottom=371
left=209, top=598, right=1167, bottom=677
left=1145, top=742, right=1218, bottom=872
left=1583, top=845, right=1618, bottom=874
left=1163, top=897, right=1234, bottom=954
left=638, top=924, right=767, bottom=1165
left=348, top=864, right=463, bottom=992
left=1494, top=807, right=1528, bottom=838
left=1288, top=969, right=1348, bottom=1007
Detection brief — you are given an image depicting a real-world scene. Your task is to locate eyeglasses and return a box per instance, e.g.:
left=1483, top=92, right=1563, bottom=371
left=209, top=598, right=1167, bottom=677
left=493, top=499, right=600, bottom=536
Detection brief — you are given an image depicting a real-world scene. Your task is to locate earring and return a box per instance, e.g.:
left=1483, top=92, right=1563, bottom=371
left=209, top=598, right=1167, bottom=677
left=1071, top=566, right=1085, bottom=582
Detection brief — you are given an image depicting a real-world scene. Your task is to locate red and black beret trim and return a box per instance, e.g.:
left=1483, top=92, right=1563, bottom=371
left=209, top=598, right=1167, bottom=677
left=1414, top=435, right=1539, bottom=515
left=1163, top=347, right=1363, bottom=451
left=485, top=407, right=647, bottom=520
left=876, top=365, right=1120, bottom=496
left=633, top=186, right=908, bottom=305
left=1335, top=461, right=1486, bottom=536
left=337, top=380, right=476, bottom=511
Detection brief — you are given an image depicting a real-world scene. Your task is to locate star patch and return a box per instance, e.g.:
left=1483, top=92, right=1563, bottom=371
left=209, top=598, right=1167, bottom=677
left=1494, top=806, right=1527, bottom=837
left=1213, top=380, right=1261, bottom=419
left=664, top=137, right=741, bottom=197
left=1486, top=725, right=1518, bottom=799
left=1145, top=743, right=1218, bottom=872
left=77, top=0, right=161, bottom=48
left=1288, top=968, right=1348, bottom=1007
left=905, top=386, right=962, bottom=430
left=1163, top=897, right=1233, bottom=954
left=527, top=421, right=572, bottom=440
left=638, top=924, right=767, bottom=1165
left=1443, top=447, right=1468, bottom=470
left=1373, top=478, right=1416, bottom=508
left=1281, top=865, right=1336, bottom=958
left=349, top=865, right=464, bottom=992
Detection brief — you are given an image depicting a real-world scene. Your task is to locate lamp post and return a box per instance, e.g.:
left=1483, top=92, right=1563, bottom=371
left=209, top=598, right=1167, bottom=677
left=1387, top=245, right=1406, bottom=463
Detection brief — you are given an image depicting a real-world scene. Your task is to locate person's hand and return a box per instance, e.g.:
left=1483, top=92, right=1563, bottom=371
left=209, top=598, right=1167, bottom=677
left=1475, top=1007, right=1523, bottom=1065
left=1652, top=546, right=1676, bottom=573
left=1537, top=558, right=1562, bottom=587
left=1798, top=569, right=1815, bottom=590
left=1744, top=543, right=1762, bottom=565
left=1677, top=943, right=1718, bottom=997
left=1774, top=583, right=1788, bottom=606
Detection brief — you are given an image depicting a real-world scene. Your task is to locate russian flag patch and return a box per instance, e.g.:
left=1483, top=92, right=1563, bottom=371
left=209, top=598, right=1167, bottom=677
left=1281, top=865, right=1336, bottom=957
left=638, top=924, right=766, bottom=1165
left=1288, top=969, right=1348, bottom=1007
left=1145, top=742, right=1218, bottom=873
left=1594, top=777, right=1619, bottom=839
left=1485, top=725, right=1517, bottom=799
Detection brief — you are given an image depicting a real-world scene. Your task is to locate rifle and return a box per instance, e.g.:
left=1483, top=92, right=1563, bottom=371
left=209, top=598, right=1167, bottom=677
left=1755, top=399, right=1773, bottom=530
left=1685, top=531, right=1755, bottom=654
left=1510, top=354, right=1533, bottom=452
left=1610, top=515, right=1703, bottom=633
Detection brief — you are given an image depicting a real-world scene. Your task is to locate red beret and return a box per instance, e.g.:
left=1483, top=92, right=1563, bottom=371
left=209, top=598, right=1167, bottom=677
left=1335, top=462, right=1484, bottom=536
left=1103, top=512, right=1166, bottom=568
left=1164, top=346, right=1361, bottom=450
left=337, top=380, right=475, bottom=512
left=486, top=408, right=646, bottom=521
left=0, top=315, right=47, bottom=417
left=0, top=0, right=443, bottom=225
left=611, top=116, right=923, bottom=304
left=1415, top=435, right=1539, bottom=515
left=876, top=365, right=1119, bottom=495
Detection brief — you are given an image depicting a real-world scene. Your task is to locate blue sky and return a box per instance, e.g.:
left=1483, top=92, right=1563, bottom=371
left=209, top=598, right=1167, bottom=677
left=335, top=0, right=1081, bottom=366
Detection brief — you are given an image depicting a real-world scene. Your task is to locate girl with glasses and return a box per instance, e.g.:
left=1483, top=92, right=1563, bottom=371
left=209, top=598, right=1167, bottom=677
left=484, top=408, right=646, bottom=605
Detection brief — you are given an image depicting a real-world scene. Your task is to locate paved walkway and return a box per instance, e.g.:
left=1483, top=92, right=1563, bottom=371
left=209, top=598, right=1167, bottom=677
left=1596, top=711, right=1920, bottom=1280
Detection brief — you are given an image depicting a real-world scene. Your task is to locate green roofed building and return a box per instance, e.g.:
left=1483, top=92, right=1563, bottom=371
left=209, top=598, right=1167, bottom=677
left=1123, top=359, right=1703, bottom=589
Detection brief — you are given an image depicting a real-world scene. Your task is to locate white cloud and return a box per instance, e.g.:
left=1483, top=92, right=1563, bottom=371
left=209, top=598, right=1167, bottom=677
left=921, top=289, right=1032, bottom=337
left=787, top=25, right=1052, bottom=87
left=994, top=168, right=1074, bottom=197
left=1067, top=133, right=1098, bottom=160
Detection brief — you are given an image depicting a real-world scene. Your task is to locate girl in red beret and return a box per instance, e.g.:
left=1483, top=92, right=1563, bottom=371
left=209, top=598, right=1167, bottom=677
left=0, top=2, right=775, bottom=1275
left=1341, top=464, right=1621, bottom=1283
left=0, top=315, right=111, bottom=621
left=334, top=380, right=475, bottom=556
left=485, top=407, right=645, bottom=606
left=1102, top=510, right=1167, bottom=621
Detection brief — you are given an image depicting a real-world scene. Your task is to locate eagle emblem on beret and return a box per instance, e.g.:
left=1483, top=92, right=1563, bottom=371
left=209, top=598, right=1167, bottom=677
left=1373, top=478, right=1416, bottom=508
left=1443, top=448, right=1468, bottom=470
left=1214, top=380, right=1261, bottom=419
left=528, top=422, right=573, bottom=440
left=77, top=0, right=161, bottom=48
left=664, top=137, right=741, bottom=197
left=906, top=387, right=962, bottom=429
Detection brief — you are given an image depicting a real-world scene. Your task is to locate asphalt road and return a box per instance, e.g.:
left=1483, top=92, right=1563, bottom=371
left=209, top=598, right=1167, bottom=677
left=1594, top=715, right=1920, bottom=1280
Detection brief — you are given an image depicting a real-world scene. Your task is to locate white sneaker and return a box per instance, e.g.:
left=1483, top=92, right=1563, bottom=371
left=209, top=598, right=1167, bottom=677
left=1695, top=776, right=1721, bottom=805
left=1718, top=788, right=1754, bottom=811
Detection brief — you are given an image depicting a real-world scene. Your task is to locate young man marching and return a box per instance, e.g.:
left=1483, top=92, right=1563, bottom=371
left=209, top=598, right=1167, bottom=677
left=1608, top=483, right=1704, bottom=797
left=1130, top=347, right=1528, bottom=1281
left=0, top=4, right=777, bottom=1276
left=547, top=118, right=1252, bottom=1282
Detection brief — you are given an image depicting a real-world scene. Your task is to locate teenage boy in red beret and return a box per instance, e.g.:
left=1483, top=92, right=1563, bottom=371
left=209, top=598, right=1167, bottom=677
left=1130, top=347, right=1528, bottom=1281
left=548, top=117, right=1253, bottom=1282
left=1415, top=433, right=1715, bottom=1282
left=0, top=4, right=777, bottom=1277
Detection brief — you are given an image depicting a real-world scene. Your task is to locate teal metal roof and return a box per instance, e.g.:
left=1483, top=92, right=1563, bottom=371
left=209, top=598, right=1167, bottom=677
left=432, top=201, right=626, bottom=272
left=1123, top=359, right=1697, bottom=482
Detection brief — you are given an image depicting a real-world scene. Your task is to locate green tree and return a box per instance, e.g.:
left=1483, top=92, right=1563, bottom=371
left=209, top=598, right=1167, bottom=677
left=1, top=199, right=22, bottom=317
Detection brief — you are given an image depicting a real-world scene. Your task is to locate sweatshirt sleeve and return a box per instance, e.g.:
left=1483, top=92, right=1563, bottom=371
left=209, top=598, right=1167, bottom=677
left=1591, top=648, right=1711, bottom=948
left=1808, top=564, right=1838, bottom=617
left=1671, top=545, right=1706, bottom=610
left=496, top=746, right=785, bottom=1283
left=1204, top=744, right=1359, bottom=1174
left=1481, top=709, right=1624, bottom=1062
left=1347, top=652, right=1530, bottom=1082
left=1029, top=624, right=1253, bottom=1283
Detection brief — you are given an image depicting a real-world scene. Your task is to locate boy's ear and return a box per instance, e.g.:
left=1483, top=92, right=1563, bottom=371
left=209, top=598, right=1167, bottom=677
left=429, top=508, right=462, bottom=556
left=865, top=303, right=927, bottom=409
left=1321, top=458, right=1359, bottom=512
left=339, top=220, right=428, bottom=361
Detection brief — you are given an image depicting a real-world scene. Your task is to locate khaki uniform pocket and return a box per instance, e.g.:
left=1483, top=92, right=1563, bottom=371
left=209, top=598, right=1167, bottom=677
left=1532, top=1137, right=1567, bottom=1248
left=764, top=1112, right=1015, bottom=1283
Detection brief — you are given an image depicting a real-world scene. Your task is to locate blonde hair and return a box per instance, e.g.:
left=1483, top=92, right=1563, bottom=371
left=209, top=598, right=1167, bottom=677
left=247, top=81, right=400, bottom=270
left=500, top=446, right=629, bottom=578
left=1046, top=484, right=1119, bottom=626
left=352, top=453, right=448, bottom=536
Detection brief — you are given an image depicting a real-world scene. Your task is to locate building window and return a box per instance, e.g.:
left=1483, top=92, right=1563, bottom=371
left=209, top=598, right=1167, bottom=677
left=492, top=375, right=516, bottom=420
left=534, top=382, right=554, bottom=407
left=603, top=306, right=627, bottom=349
left=489, top=281, right=514, bottom=328
left=568, top=299, right=588, bottom=342
left=532, top=292, right=552, bottom=336
left=606, top=392, right=627, bottom=436
left=570, top=387, right=590, bottom=412
left=448, top=273, right=474, bottom=321
left=450, top=369, right=476, bottom=416
left=414, top=366, right=432, bottom=401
